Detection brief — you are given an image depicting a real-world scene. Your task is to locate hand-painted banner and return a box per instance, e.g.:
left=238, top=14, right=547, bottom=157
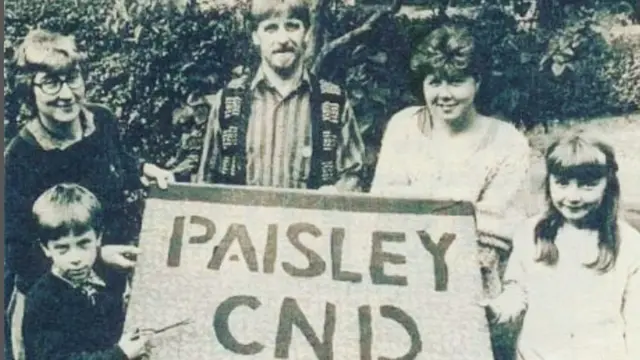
left=124, top=184, right=493, bottom=360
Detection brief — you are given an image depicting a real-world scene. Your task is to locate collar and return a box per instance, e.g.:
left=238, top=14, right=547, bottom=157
left=25, top=106, right=97, bottom=151
left=51, top=267, right=106, bottom=290
left=250, top=66, right=311, bottom=94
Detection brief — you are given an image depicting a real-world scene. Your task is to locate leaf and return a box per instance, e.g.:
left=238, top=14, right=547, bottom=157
left=133, top=24, right=143, bottom=42
left=370, top=89, right=386, bottom=105
left=351, top=88, right=365, bottom=100
left=179, top=62, right=196, bottom=74
left=561, top=47, right=574, bottom=57
left=232, top=65, right=245, bottom=77
left=368, top=51, right=388, bottom=65
left=539, top=54, right=550, bottom=69
left=352, top=44, right=367, bottom=58
left=551, top=63, right=566, bottom=77
left=552, top=54, right=567, bottom=64
left=519, top=52, right=533, bottom=64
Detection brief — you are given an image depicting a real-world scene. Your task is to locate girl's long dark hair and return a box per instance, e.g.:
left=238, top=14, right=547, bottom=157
left=534, top=132, right=620, bottom=273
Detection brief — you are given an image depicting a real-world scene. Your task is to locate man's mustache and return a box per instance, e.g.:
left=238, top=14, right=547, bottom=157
left=273, top=46, right=297, bottom=54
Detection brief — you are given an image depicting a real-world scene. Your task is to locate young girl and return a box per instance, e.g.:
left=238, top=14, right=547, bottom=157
left=488, top=132, right=640, bottom=360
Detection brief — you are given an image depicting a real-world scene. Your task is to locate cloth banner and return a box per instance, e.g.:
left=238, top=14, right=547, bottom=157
left=124, top=184, right=493, bottom=360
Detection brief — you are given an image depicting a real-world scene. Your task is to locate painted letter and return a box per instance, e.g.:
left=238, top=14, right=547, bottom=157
left=379, top=305, right=422, bottom=360
left=417, top=231, right=456, bottom=291
left=166, top=216, right=185, bottom=267
left=282, top=223, right=326, bottom=278
left=274, top=297, right=336, bottom=359
left=207, top=224, right=259, bottom=272
left=370, top=232, right=407, bottom=286
left=263, top=224, right=278, bottom=274
left=358, top=305, right=372, bottom=360
left=213, top=295, right=264, bottom=355
left=189, top=215, right=216, bottom=244
left=331, top=228, right=362, bottom=283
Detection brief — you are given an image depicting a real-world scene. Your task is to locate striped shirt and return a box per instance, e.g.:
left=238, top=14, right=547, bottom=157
left=196, top=68, right=364, bottom=190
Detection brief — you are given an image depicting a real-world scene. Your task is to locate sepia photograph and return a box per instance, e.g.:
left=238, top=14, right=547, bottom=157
left=4, top=0, right=640, bottom=359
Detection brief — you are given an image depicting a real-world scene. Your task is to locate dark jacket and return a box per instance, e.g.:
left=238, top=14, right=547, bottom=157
left=23, top=272, right=127, bottom=360
left=4, top=104, right=141, bottom=295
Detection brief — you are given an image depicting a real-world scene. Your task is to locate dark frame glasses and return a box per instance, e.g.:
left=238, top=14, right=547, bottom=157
left=33, top=70, right=84, bottom=95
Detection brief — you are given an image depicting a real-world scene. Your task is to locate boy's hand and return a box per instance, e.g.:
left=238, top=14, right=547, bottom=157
left=100, top=245, right=142, bottom=269
left=118, top=330, right=153, bottom=359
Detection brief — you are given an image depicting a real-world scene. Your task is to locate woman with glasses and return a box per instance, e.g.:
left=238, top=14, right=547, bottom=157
left=4, top=29, right=173, bottom=360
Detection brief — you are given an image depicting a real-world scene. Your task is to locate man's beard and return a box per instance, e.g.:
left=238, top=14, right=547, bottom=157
left=273, top=58, right=302, bottom=78
left=269, top=46, right=305, bottom=79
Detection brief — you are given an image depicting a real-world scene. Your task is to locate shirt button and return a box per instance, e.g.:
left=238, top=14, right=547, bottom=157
left=301, top=146, right=312, bottom=158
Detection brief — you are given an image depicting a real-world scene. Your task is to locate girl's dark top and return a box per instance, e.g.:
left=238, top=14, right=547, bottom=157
left=23, top=272, right=127, bottom=360
left=4, top=104, right=142, bottom=294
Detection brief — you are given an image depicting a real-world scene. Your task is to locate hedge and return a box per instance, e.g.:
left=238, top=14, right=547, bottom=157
left=4, top=0, right=640, bottom=182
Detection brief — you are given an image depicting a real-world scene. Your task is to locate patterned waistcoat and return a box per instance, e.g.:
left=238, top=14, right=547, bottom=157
left=212, top=74, right=346, bottom=189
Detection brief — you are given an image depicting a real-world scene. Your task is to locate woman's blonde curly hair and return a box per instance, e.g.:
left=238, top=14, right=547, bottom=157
left=12, top=29, right=87, bottom=116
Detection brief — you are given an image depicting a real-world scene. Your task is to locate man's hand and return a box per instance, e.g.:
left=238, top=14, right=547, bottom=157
left=100, top=245, right=142, bottom=269
left=141, top=163, right=175, bottom=189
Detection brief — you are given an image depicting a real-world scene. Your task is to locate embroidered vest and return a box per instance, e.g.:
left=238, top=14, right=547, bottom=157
left=213, top=75, right=346, bottom=189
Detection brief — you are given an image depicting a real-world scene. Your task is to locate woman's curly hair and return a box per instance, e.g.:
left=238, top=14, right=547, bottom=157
left=410, top=19, right=486, bottom=83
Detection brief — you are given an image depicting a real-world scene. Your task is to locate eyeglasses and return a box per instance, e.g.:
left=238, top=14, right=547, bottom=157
left=33, top=71, right=84, bottom=95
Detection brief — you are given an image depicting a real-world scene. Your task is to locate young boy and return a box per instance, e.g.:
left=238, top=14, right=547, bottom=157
left=22, top=183, right=152, bottom=360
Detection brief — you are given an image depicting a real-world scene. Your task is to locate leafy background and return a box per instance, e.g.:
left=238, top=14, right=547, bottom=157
left=4, top=0, right=640, bottom=185
left=4, top=1, right=640, bottom=358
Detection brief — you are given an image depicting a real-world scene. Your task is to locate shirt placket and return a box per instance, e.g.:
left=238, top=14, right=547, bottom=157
left=270, top=85, right=307, bottom=188
left=270, top=97, right=286, bottom=187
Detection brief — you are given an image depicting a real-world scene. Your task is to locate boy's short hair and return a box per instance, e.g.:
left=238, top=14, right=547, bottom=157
left=32, top=183, right=104, bottom=245
left=249, top=0, right=311, bottom=31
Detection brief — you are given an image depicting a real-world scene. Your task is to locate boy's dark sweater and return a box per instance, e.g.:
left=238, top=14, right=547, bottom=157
left=23, top=272, right=127, bottom=360
left=4, top=104, right=142, bottom=294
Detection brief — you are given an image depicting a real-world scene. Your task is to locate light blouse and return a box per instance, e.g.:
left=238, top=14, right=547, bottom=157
left=503, top=218, right=640, bottom=360
left=370, top=106, right=531, bottom=244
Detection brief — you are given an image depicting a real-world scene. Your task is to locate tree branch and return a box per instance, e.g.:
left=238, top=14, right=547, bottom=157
left=311, top=0, right=403, bottom=75
left=312, top=0, right=333, bottom=61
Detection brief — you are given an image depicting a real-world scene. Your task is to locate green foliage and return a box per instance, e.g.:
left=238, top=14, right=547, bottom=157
left=471, top=5, right=640, bottom=128
left=317, top=4, right=415, bottom=144
left=4, top=0, right=640, bottom=179
left=5, top=0, right=253, bottom=170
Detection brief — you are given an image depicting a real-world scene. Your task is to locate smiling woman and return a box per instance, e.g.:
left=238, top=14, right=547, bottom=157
left=369, top=19, right=532, bottom=359
left=4, top=29, right=174, bottom=360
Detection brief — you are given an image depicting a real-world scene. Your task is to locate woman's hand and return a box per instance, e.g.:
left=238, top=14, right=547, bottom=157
left=480, top=286, right=527, bottom=324
left=141, top=163, right=175, bottom=189
left=100, top=245, right=141, bottom=269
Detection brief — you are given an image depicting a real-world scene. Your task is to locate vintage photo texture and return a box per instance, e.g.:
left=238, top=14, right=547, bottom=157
left=4, top=0, right=640, bottom=359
